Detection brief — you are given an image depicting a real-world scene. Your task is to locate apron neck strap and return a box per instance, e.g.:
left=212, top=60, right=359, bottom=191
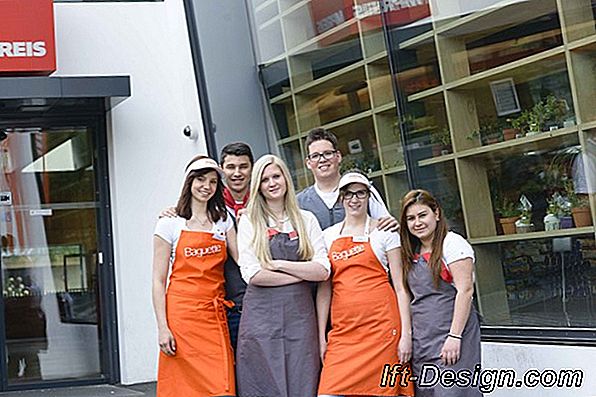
left=339, top=216, right=371, bottom=237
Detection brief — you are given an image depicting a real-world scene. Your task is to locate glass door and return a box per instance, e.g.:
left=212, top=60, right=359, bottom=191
left=0, top=120, right=111, bottom=387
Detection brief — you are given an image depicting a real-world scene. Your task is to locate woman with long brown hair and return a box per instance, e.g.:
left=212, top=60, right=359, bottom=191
left=152, top=155, right=237, bottom=397
left=399, top=189, right=482, bottom=397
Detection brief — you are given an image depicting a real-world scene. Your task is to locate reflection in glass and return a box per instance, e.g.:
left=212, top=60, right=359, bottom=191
left=279, top=140, right=308, bottom=191
left=1, top=126, right=102, bottom=384
left=333, top=117, right=380, bottom=174
left=476, top=236, right=596, bottom=327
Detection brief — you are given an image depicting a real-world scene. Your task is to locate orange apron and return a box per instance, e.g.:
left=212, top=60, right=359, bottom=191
left=157, top=229, right=235, bottom=397
left=319, top=222, right=414, bottom=396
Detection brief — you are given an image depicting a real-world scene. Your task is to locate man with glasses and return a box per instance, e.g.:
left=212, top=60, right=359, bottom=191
left=298, top=127, right=397, bottom=230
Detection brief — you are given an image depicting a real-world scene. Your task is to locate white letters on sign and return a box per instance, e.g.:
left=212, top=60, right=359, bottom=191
left=0, top=41, right=47, bottom=57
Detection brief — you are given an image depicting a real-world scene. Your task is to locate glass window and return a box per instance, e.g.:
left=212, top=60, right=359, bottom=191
left=250, top=0, right=596, bottom=337
left=1, top=125, right=105, bottom=384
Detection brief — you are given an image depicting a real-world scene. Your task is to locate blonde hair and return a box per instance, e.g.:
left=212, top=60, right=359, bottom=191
left=246, top=154, right=314, bottom=265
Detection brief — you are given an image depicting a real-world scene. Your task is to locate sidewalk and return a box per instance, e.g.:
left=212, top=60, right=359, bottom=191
left=0, top=383, right=156, bottom=397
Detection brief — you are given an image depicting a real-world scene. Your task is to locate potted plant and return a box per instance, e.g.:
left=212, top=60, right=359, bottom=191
left=544, top=204, right=561, bottom=231
left=566, top=180, right=593, bottom=227
left=502, top=118, right=519, bottom=141
left=496, top=197, right=521, bottom=235
left=468, top=119, right=502, bottom=145
left=514, top=195, right=534, bottom=233
left=542, top=95, right=567, bottom=131
left=430, top=127, right=451, bottom=157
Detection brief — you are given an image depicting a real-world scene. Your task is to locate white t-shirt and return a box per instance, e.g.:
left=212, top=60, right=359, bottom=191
left=154, top=216, right=234, bottom=262
left=237, top=209, right=331, bottom=283
left=314, top=183, right=390, bottom=219
left=441, top=231, right=475, bottom=268
left=323, top=221, right=400, bottom=272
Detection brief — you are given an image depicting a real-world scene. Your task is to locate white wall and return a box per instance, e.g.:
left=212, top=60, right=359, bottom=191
left=53, top=0, right=206, bottom=384
left=482, top=342, right=596, bottom=396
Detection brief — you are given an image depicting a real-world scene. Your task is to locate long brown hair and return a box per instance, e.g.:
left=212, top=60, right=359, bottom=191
left=399, top=189, right=448, bottom=289
left=175, top=155, right=227, bottom=223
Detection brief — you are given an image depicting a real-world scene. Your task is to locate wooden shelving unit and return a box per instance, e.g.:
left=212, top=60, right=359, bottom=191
left=254, top=0, right=410, bottom=206
left=254, top=0, right=595, bottom=236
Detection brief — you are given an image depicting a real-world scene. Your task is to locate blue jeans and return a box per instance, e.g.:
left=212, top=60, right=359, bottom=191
left=227, top=308, right=241, bottom=351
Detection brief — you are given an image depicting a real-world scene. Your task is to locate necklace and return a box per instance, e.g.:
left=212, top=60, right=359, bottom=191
left=191, top=215, right=211, bottom=226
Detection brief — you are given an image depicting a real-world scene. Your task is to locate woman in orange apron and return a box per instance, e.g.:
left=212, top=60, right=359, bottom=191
left=317, top=171, right=415, bottom=397
left=399, top=189, right=481, bottom=397
left=152, top=155, right=238, bottom=397
left=236, top=155, right=330, bottom=397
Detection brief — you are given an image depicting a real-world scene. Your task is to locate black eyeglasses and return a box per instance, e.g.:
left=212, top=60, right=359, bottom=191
left=306, top=150, right=337, bottom=162
left=343, top=189, right=369, bottom=200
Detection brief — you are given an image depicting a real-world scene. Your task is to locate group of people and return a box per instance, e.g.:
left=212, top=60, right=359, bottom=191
left=152, top=127, right=482, bottom=397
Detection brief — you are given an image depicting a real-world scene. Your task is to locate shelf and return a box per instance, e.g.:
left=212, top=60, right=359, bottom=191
left=269, top=91, right=292, bottom=104
left=254, top=0, right=277, bottom=13
left=293, top=60, right=365, bottom=94
left=457, top=126, right=579, bottom=160
left=469, top=226, right=595, bottom=245
left=282, top=0, right=310, bottom=16
left=383, top=165, right=407, bottom=175
left=374, top=102, right=397, bottom=114
left=407, top=85, right=444, bottom=102
left=580, top=120, right=596, bottom=131
left=259, top=15, right=281, bottom=31
left=287, top=17, right=359, bottom=56
left=277, top=134, right=301, bottom=145
left=567, top=34, right=596, bottom=51
left=399, top=29, right=435, bottom=50
left=365, top=50, right=389, bottom=64
left=299, top=109, right=372, bottom=135
left=435, top=0, right=556, bottom=39
left=368, top=169, right=384, bottom=178
left=445, top=46, right=566, bottom=91
left=418, top=153, right=455, bottom=167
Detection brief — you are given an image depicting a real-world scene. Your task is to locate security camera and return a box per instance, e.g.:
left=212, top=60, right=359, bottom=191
left=183, top=125, right=198, bottom=140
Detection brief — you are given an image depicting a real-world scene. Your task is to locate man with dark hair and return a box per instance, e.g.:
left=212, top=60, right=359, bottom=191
left=220, top=142, right=253, bottom=218
left=218, top=142, right=253, bottom=351
left=298, top=127, right=397, bottom=230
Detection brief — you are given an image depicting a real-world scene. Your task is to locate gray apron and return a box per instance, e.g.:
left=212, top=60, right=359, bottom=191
left=409, top=255, right=482, bottom=397
left=236, top=232, right=320, bottom=397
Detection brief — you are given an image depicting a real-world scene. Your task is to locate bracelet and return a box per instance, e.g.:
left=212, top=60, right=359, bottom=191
left=448, top=333, right=462, bottom=340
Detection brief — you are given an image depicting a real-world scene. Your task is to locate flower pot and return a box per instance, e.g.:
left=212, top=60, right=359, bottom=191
left=499, top=217, right=519, bottom=235
left=571, top=207, right=593, bottom=227
left=543, top=214, right=560, bottom=231
left=515, top=220, right=534, bottom=234
left=559, top=215, right=574, bottom=229
left=432, top=144, right=451, bottom=157
left=503, top=128, right=518, bottom=141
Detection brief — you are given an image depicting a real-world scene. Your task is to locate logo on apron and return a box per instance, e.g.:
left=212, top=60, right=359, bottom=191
left=331, top=244, right=366, bottom=261
left=184, top=244, right=223, bottom=258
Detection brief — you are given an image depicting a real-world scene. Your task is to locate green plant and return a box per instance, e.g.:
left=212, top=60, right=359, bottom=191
left=543, top=95, right=567, bottom=128
left=565, top=180, right=590, bottom=208
left=508, top=95, right=568, bottom=133
left=430, top=127, right=451, bottom=146
left=510, top=112, right=527, bottom=132
left=495, top=197, right=521, bottom=218
left=468, top=119, right=502, bottom=144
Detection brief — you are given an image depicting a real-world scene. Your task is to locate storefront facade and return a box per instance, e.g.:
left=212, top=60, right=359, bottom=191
left=0, top=0, right=208, bottom=390
left=250, top=0, right=596, bottom=395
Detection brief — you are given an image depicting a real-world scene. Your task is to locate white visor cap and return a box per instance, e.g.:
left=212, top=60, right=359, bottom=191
left=185, top=157, right=224, bottom=178
left=338, top=172, right=371, bottom=191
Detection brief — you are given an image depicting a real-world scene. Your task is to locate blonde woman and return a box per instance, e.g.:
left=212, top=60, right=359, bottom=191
left=236, top=154, right=330, bottom=397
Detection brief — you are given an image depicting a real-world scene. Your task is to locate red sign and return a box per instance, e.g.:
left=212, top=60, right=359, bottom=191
left=0, top=0, right=56, bottom=76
